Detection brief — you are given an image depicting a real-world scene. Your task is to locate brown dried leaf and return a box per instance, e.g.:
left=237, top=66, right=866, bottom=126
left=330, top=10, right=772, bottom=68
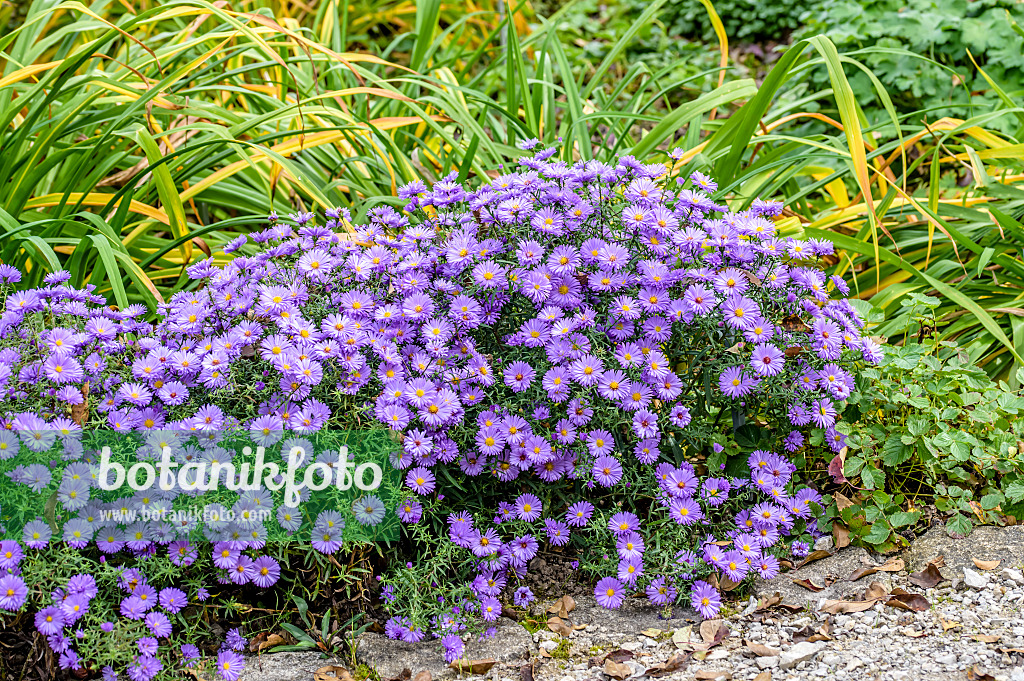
left=819, top=599, right=876, bottom=614
left=412, top=673, right=431, bottom=681
left=903, top=629, right=927, bottom=638
left=519, top=663, right=534, bottom=681
left=998, top=647, right=1024, bottom=654
left=604, top=649, right=634, bottom=663
left=545, top=595, right=576, bottom=618
left=744, top=640, right=780, bottom=657
left=694, top=672, right=732, bottom=680
left=546, top=616, right=572, bottom=637
left=448, top=659, right=497, bottom=675
left=908, top=563, right=944, bottom=589
left=973, top=558, right=1001, bottom=571
left=791, top=625, right=816, bottom=643
left=700, top=620, right=730, bottom=648
left=641, top=628, right=663, bottom=638
left=828, top=450, right=847, bottom=484
left=864, top=581, right=890, bottom=601
left=792, top=577, right=825, bottom=592
left=248, top=631, right=268, bottom=652
left=256, top=633, right=287, bottom=651
left=972, top=635, right=1001, bottom=643
left=719, top=575, right=741, bottom=592
left=885, top=591, right=930, bottom=612
left=967, top=665, right=997, bottom=681
left=647, top=652, right=691, bottom=678
left=70, top=382, right=90, bottom=426
left=602, top=660, right=632, bottom=680
left=834, top=492, right=854, bottom=511
left=833, top=522, right=851, bottom=549
left=848, top=566, right=879, bottom=582
left=850, top=557, right=905, bottom=582
left=796, top=550, right=833, bottom=568
left=756, top=594, right=782, bottom=611
left=314, top=666, right=354, bottom=681
left=940, top=617, right=961, bottom=631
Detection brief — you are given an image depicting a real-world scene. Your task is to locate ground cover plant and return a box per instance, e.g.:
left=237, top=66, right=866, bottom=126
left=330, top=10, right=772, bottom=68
left=0, top=144, right=876, bottom=675
left=806, top=297, right=1024, bottom=553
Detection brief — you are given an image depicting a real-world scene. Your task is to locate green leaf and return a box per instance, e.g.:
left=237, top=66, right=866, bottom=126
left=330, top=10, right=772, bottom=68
left=1006, top=481, right=1024, bottom=503
left=863, top=522, right=892, bottom=545
left=881, top=433, right=913, bottom=466
left=861, top=464, right=884, bottom=490
left=981, top=492, right=1004, bottom=510
left=889, top=510, right=921, bottom=528
left=945, top=512, right=973, bottom=538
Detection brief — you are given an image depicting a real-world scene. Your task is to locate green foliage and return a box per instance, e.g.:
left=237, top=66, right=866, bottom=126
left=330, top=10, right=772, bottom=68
left=795, top=0, right=1024, bottom=128
left=811, top=335, right=1024, bottom=552
left=660, top=0, right=811, bottom=42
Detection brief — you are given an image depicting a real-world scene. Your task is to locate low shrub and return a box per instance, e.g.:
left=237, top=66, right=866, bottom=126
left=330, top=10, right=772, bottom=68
left=0, top=145, right=874, bottom=675
left=809, top=328, right=1024, bottom=552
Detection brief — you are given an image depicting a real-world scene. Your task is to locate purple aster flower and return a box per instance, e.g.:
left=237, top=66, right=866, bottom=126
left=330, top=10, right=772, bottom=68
left=406, top=466, right=435, bottom=495
left=691, top=581, right=721, bottom=619
left=592, top=455, right=623, bottom=487
left=215, top=650, right=245, bottom=681
left=594, top=577, right=626, bottom=609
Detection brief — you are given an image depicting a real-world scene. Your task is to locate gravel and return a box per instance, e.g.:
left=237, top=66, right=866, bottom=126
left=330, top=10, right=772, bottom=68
left=248, top=527, right=1024, bottom=681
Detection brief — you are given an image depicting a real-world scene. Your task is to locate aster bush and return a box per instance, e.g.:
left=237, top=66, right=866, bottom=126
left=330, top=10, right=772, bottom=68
left=0, top=144, right=874, bottom=673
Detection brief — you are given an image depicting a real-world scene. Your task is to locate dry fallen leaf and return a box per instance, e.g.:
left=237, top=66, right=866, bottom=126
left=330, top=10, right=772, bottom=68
left=833, top=522, right=851, bottom=549
left=864, top=582, right=890, bottom=601
left=967, top=664, right=997, bottom=681
left=412, top=673, right=431, bottom=681
left=448, top=659, right=497, bottom=675
left=546, top=595, right=576, bottom=618
left=819, top=599, right=876, bottom=614
left=672, top=625, right=693, bottom=649
left=940, top=617, right=961, bottom=632
left=793, top=624, right=832, bottom=643
left=719, top=575, right=742, bottom=592
left=973, top=635, right=1001, bottom=643
left=792, top=577, right=825, bottom=592
left=849, top=556, right=904, bottom=581
left=602, top=660, right=632, bottom=680
left=885, top=589, right=930, bottom=612
left=908, top=562, right=944, bottom=589
left=700, top=619, right=729, bottom=646
left=256, top=633, right=287, bottom=652
left=973, top=558, right=1001, bottom=571
left=834, top=491, right=854, bottom=511
left=314, top=666, right=355, bottom=681
left=796, top=550, right=833, bottom=568
left=519, top=663, right=534, bottom=681
left=641, top=628, right=663, bottom=638
left=744, top=639, right=780, bottom=657
left=603, top=649, right=635, bottom=664
left=647, top=652, right=691, bottom=678
left=547, top=616, right=572, bottom=637
left=903, top=629, right=927, bottom=638
left=694, top=671, right=732, bottom=680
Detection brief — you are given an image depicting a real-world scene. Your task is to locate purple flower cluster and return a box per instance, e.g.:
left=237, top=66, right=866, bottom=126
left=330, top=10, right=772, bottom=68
left=0, top=144, right=871, bottom=656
